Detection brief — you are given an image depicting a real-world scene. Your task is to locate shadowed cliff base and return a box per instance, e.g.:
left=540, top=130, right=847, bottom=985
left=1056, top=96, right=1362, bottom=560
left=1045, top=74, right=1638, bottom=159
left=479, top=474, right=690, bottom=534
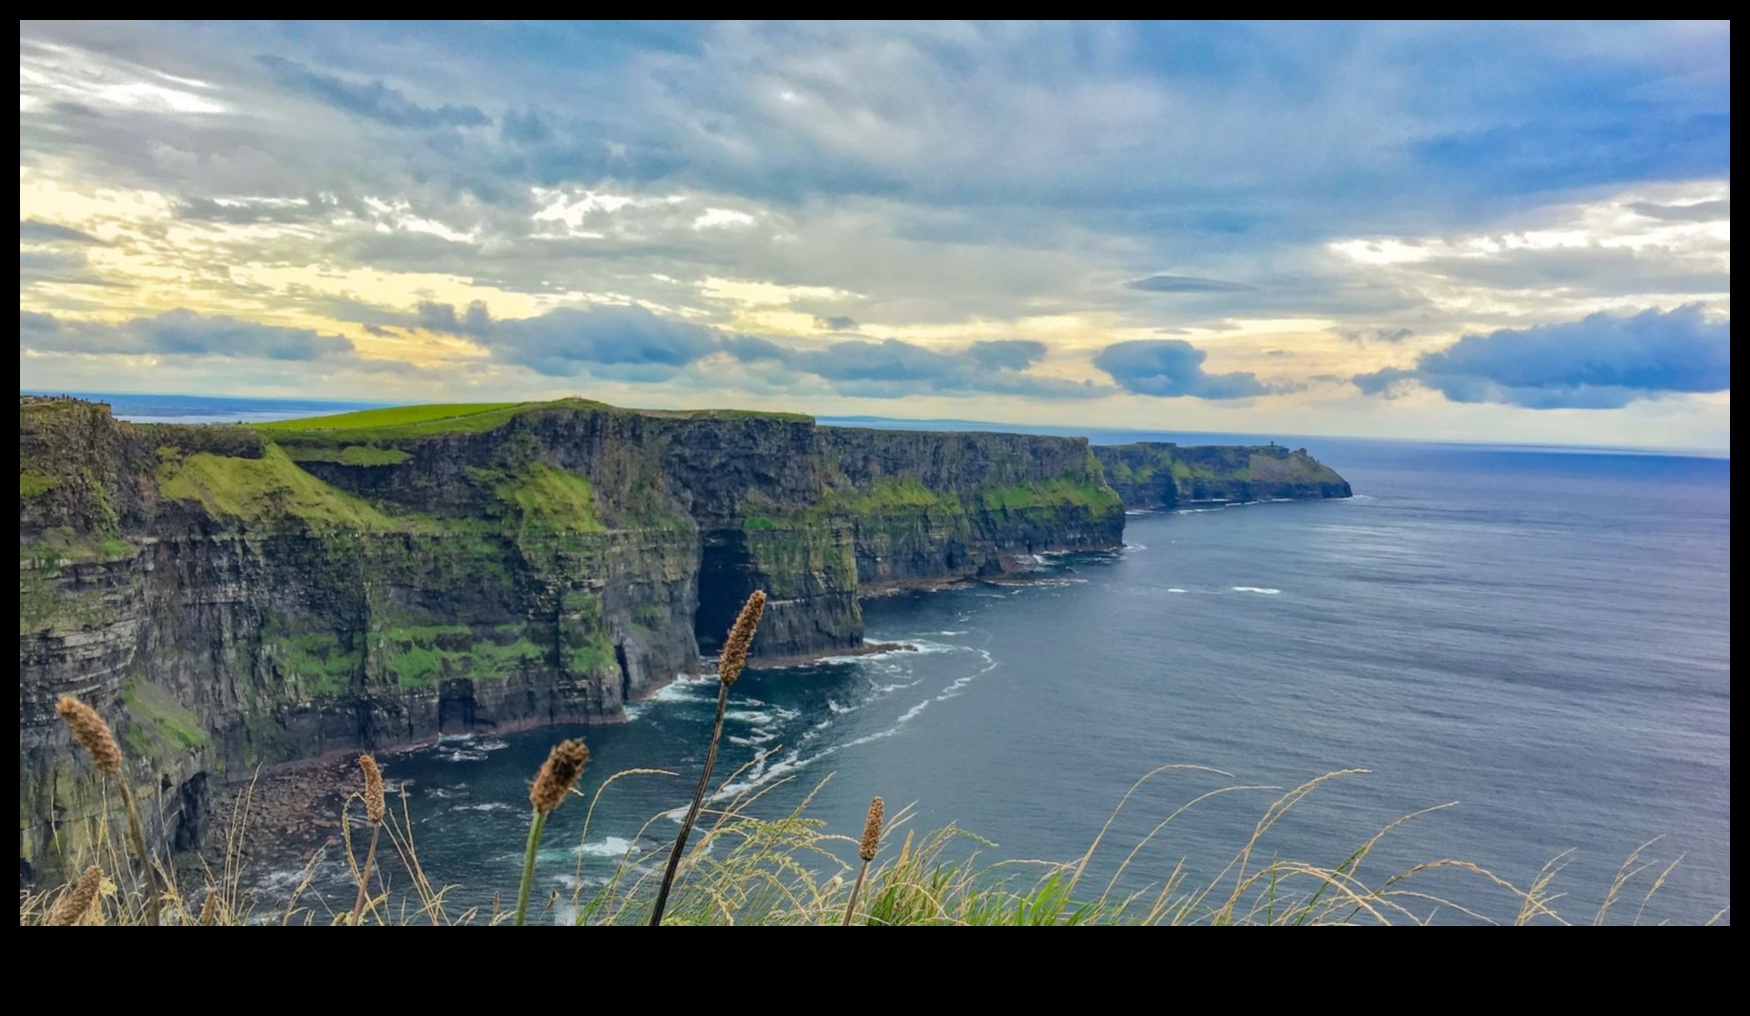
left=19, top=395, right=1347, bottom=878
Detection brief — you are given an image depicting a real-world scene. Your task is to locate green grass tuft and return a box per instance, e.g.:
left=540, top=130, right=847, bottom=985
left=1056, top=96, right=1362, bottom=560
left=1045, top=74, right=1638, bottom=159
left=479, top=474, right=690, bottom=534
left=977, top=477, right=1122, bottom=512
left=498, top=463, right=605, bottom=533
left=155, top=446, right=405, bottom=531
left=19, top=470, right=59, bottom=498
left=120, top=679, right=210, bottom=751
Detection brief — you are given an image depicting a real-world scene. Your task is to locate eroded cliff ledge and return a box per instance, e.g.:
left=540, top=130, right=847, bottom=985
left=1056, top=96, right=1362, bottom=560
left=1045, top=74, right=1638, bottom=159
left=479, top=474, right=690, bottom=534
left=20, top=398, right=1136, bottom=875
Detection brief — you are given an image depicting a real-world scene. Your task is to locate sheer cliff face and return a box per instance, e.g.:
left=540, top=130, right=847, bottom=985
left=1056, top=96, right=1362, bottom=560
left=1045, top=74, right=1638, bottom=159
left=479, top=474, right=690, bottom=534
left=1093, top=442, right=1352, bottom=509
left=18, top=400, right=1124, bottom=874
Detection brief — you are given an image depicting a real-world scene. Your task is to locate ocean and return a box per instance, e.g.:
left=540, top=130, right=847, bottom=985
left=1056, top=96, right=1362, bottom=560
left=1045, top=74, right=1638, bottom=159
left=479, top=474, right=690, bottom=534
left=64, top=393, right=1732, bottom=923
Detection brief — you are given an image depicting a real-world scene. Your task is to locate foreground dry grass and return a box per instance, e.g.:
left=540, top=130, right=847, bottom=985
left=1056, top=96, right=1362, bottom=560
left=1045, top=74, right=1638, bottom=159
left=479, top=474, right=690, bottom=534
left=22, top=592, right=1728, bottom=927
left=21, top=755, right=1726, bottom=927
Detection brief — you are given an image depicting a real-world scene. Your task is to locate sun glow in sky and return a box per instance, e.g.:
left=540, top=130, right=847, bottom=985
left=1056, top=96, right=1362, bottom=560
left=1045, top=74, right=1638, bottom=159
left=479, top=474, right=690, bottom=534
left=18, top=21, right=1731, bottom=447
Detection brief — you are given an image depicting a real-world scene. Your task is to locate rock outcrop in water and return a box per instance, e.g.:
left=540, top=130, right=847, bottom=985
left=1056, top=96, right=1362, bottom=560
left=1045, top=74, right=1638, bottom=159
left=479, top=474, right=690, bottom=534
left=1092, top=442, right=1351, bottom=509
left=18, top=398, right=1131, bottom=875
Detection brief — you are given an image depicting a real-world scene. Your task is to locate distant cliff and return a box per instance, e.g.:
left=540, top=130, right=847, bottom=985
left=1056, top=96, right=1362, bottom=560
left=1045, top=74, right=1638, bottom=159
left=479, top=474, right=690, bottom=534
left=1092, top=442, right=1351, bottom=509
left=19, top=398, right=1123, bottom=875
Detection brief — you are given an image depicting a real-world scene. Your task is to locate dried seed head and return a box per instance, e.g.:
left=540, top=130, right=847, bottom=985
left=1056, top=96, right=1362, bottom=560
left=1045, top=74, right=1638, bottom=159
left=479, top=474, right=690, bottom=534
left=859, top=796, right=884, bottom=862
left=358, top=754, right=386, bottom=824
left=55, top=696, right=123, bottom=775
left=529, top=739, right=589, bottom=814
left=47, top=865, right=102, bottom=926
left=198, top=890, right=220, bottom=926
left=717, top=590, right=767, bottom=686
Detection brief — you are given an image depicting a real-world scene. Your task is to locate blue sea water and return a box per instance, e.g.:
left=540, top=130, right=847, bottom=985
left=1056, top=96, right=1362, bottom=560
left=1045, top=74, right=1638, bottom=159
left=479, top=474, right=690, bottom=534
left=70, top=394, right=1729, bottom=922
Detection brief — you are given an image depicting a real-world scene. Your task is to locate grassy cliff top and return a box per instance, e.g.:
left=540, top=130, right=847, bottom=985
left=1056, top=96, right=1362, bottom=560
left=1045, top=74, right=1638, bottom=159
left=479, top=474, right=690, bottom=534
left=256, top=398, right=813, bottom=442
left=255, top=402, right=525, bottom=431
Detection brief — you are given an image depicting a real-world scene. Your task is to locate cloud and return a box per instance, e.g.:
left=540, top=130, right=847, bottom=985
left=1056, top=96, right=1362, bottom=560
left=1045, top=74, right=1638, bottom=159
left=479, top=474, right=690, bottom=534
left=20, top=309, right=355, bottom=361
left=417, top=299, right=495, bottom=337
left=20, top=250, right=115, bottom=287
left=967, top=339, right=1048, bottom=371
left=175, top=196, right=326, bottom=224
left=11, top=24, right=1733, bottom=446
left=257, top=56, right=491, bottom=129
left=1628, top=199, right=1729, bottom=222
left=445, top=303, right=1098, bottom=398
left=1339, top=327, right=1415, bottom=343
left=1093, top=339, right=1278, bottom=399
left=1353, top=304, right=1729, bottom=409
left=483, top=304, right=721, bottom=377
left=1124, top=275, right=1255, bottom=294
left=20, top=220, right=103, bottom=244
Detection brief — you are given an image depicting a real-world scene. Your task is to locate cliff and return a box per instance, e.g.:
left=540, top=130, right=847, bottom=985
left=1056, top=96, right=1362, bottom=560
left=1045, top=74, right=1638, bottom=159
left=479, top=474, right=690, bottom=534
left=19, top=398, right=1123, bottom=876
left=1092, top=442, right=1352, bottom=509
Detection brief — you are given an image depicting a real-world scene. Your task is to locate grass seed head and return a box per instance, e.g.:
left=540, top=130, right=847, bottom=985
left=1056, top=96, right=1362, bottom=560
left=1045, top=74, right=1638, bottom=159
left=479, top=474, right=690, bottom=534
left=55, top=696, right=123, bottom=775
left=530, top=739, right=590, bottom=814
left=718, top=590, right=767, bottom=686
left=860, top=796, right=885, bottom=862
left=47, top=865, right=102, bottom=926
left=359, top=753, right=386, bottom=824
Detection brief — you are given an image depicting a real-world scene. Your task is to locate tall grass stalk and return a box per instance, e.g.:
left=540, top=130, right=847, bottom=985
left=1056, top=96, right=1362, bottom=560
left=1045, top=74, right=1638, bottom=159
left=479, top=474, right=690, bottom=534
left=351, top=754, right=387, bottom=924
left=515, top=738, right=589, bottom=926
left=55, top=695, right=161, bottom=926
left=650, top=590, right=765, bottom=926
left=843, top=796, right=884, bottom=925
left=17, top=758, right=1725, bottom=926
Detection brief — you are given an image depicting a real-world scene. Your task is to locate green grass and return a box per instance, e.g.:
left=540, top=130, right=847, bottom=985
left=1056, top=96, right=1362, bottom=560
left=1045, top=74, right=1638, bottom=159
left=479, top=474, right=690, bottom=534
left=499, top=463, right=605, bottom=533
left=258, top=403, right=520, bottom=432
left=120, top=679, right=210, bottom=751
left=826, top=477, right=955, bottom=514
left=373, top=624, right=548, bottom=689
left=265, top=628, right=362, bottom=696
left=155, top=446, right=405, bottom=531
left=564, top=635, right=617, bottom=674
left=978, top=477, right=1122, bottom=512
left=20, top=470, right=58, bottom=497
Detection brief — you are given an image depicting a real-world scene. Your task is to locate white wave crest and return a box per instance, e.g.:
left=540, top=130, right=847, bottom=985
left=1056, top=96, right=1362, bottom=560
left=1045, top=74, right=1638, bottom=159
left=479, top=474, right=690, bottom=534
left=451, top=801, right=516, bottom=813
left=1231, top=586, right=1282, bottom=595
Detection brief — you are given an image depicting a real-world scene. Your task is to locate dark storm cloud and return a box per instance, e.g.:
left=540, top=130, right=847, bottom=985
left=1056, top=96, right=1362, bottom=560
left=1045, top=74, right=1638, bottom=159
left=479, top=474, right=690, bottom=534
left=1124, top=275, right=1256, bottom=294
left=1353, top=304, right=1729, bottom=409
left=1093, top=339, right=1278, bottom=399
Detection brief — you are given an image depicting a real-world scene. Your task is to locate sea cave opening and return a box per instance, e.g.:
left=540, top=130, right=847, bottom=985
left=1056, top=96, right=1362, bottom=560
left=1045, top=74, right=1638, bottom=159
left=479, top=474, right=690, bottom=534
left=694, top=527, right=759, bottom=654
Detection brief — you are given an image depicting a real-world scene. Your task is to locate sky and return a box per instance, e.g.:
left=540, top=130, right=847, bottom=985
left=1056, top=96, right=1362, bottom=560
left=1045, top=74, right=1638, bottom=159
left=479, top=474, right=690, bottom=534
left=18, top=21, right=1732, bottom=448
